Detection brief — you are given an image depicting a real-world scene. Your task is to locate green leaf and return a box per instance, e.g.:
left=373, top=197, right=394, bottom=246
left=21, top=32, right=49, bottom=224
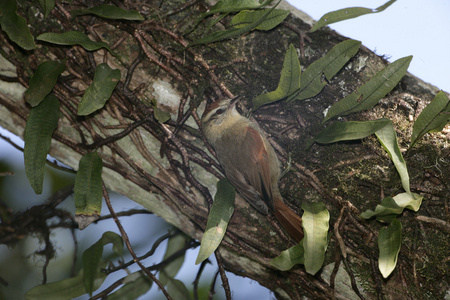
left=360, top=192, right=423, bottom=221
left=108, top=272, right=152, bottom=300
left=231, top=9, right=289, bottom=31
left=24, top=60, right=66, bottom=107
left=253, top=44, right=301, bottom=109
left=378, top=219, right=402, bottom=278
left=194, top=0, right=269, bottom=26
left=25, top=268, right=106, bottom=300
left=74, top=152, right=103, bottom=229
left=160, top=233, right=187, bottom=283
left=154, top=103, right=171, bottom=123
left=82, top=232, right=123, bottom=295
left=324, top=55, right=412, bottom=122
left=295, top=39, right=361, bottom=101
left=37, top=31, right=113, bottom=52
left=410, top=91, right=450, bottom=148
left=374, top=121, right=411, bottom=194
left=270, top=242, right=304, bottom=271
left=191, top=0, right=260, bottom=33
left=310, top=0, right=397, bottom=32
left=77, top=63, right=121, bottom=115
left=314, top=118, right=390, bottom=144
left=38, top=0, right=55, bottom=18
left=159, top=274, right=191, bottom=300
left=188, top=0, right=280, bottom=47
left=302, top=202, right=330, bottom=275
left=195, top=178, right=235, bottom=265
left=0, top=0, right=36, bottom=50
left=158, top=235, right=191, bottom=300
left=206, top=0, right=264, bottom=15
left=71, top=4, right=144, bottom=21
left=24, top=94, right=59, bottom=194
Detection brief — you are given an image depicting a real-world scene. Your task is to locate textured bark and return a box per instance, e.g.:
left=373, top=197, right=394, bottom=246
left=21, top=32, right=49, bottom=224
left=0, top=1, right=448, bottom=299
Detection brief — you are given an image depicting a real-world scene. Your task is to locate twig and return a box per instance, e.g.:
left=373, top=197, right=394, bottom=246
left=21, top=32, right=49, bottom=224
left=334, top=206, right=347, bottom=259
left=134, top=30, right=183, bottom=81
left=342, top=259, right=365, bottom=300
left=193, top=259, right=210, bottom=300
left=416, top=215, right=450, bottom=233
left=208, top=271, right=220, bottom=300
left=214, top=251, right=231, bottom=300
left=102, top=182, right=173, bottom=300
left=106, top=231, right=174, bottom=274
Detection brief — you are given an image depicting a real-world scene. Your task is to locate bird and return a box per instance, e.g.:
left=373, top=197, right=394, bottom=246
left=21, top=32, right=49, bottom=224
left=201, top=96, right=303, bottom=242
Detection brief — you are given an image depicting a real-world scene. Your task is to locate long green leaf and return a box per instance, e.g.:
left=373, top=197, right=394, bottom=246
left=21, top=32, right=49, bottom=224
left=378, top=219, right=402, bottom=278
left=37, top=31, right=113, bottom=52
left=159, top=234, right=190, bottom=300
left=205, top=0, right=264, bottom=15
left=314, top=118, right=390, bottom=144
left=270, top=242, right=304, bottom=271
left=188, top=0, right=280, bottom=47
left=324, top=56, right=412, bottom=122
left=71, top=4, right=144, bottom=20
left=360, top=192, right=423, bottom=222
left=25, top=268, right=106, bottom=300
left=25, top=60, right=66, bottom=107
left=231, top=9, right=289, bottom=31
left=295, top=39, right=361, bottom=101
left=310, top=0, right=397, bottom=32
left=302, top=202, right=329, bottom=275
left=82, top=231, right=123, bottom=295
left=38, top=0, right=55, bottom=18
left=160, top=233, right=187, bottom=283
left=195, top=178, right=235, bottom=264
left=78, top=63, right=121, bottom=115
left=159, top=274, right=190, bottom=300
left=74, top=152, right=103, bottom=229
left=0, top=0, right=36, bottom=50
left=194, top=0, right=270, bottom=26
left=374, top=121, right=411, bottom=194
left=253, top=44, right=301, bottom=109
left=108, top=272, right=152, bottom=300
left=24, top=94, right=59, bottom=194
left=410, top=91, right=450, bottom=148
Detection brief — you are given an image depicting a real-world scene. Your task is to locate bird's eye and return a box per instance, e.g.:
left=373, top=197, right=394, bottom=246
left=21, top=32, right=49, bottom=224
left=215, top=108, right=225, bottom=115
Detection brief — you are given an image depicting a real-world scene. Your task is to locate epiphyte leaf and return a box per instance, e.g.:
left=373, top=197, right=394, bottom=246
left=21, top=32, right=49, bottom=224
left=310, top=0, right=397, bottom=32
left=25, top=60, right=66, bottom=107
left=314, top=118, right=390, bottom=144
left=231, top=8, right=289, bottom=31
left=378, top=219, right=402, bottom=278
left=82, top=231, right=123, bottom=295
left=24, top=94, right=59, bottom=194
left=77, top=63, right=121, bottom=116
left=410, top=91, right=450, bottom=148
left=253, top=44, right=300, bottom=109
left=195, top=178, right=235, bottom=264
left=74, top=152, right=103, bottom=229
left=295, top=39, right=361, bottom=101
left=37, top=31, right=113, bottom=53
left=71, top=4, right=144, bottom=21
left=302, top=202, right=330, bottom=275
left=324, top=56, right=412, bottom=122
left=0, top=0, right=36, bottom=50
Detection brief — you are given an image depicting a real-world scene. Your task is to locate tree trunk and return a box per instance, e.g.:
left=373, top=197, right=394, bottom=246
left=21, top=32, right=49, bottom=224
left=0, top=1, right=448, bottom=299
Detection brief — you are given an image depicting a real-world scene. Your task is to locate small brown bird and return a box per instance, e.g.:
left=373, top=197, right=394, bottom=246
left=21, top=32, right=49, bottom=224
left=201, top=97, right=303, bottom=242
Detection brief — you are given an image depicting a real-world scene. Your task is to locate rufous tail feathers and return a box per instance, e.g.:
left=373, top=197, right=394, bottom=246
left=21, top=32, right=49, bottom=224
left=273, top=198, right=303, bottom=242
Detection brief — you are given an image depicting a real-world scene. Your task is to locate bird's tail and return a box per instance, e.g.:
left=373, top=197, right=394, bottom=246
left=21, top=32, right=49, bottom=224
left=273, top=197, right=303, bottom=242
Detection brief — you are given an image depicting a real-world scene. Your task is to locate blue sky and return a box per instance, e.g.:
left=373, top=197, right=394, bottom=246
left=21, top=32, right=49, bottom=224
left=292, top=0, right=450, bottom=92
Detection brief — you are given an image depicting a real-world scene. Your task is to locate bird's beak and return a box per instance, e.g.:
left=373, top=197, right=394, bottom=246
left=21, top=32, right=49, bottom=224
left=228, top=95, right=241, bottom=109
